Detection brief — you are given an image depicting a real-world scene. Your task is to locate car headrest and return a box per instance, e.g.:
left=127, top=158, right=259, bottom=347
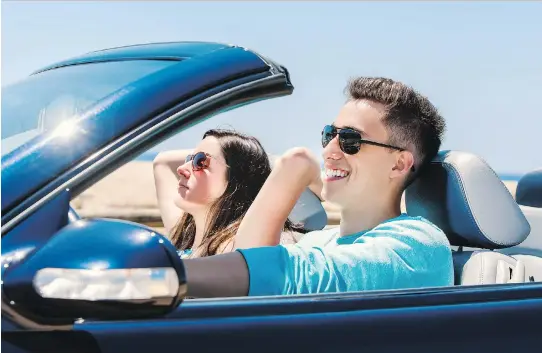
left=516, top=168, right=542, bottom=208
left=405, top=150, right=531, bottom=249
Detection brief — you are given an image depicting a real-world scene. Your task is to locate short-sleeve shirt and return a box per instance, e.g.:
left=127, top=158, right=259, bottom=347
left=237, top=213, right=454, bottom=296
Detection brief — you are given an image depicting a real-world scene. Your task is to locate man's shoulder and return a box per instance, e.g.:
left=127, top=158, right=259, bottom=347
left=296, top=214, right=450, bottom=248
left=374, top=213, right=446, bottom=235
left=366, top=214, right=451, bottom=251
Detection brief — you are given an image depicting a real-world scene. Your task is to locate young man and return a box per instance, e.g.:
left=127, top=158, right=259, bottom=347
left=180, top=77, right=454, bottom=298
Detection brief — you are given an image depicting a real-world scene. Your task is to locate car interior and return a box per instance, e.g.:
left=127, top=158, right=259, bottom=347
left=292, top=150, right=541, bottom=286
left=66, top=148, right=541, bottom=288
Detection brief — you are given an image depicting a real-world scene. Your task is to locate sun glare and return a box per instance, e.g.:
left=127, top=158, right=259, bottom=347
left=51, top=120, right=79, bottom=139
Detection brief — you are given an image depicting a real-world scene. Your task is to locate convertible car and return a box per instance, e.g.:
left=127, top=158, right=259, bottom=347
left=2, top=42, right=542, bottom=353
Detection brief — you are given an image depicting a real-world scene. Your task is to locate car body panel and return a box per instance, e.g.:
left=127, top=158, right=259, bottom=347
left=33, top=41, right=231, bottom=73
left=1, top=190, right=71, bottom=257
left=71, top=284, right=542, bottom=352
left=76, top=299, right=541, bottom=353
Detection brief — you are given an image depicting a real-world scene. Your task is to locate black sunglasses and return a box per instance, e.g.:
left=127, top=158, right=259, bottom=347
left=321, top=124, right=405, bottom=155
left=185, top=152, right=211, bottom=171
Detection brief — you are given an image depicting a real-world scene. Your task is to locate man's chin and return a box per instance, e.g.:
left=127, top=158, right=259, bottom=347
left=321, top=187, right=345, bottom=206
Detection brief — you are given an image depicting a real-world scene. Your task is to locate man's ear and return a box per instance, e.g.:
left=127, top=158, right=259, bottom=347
left=390, top=151, right=415, bottom=179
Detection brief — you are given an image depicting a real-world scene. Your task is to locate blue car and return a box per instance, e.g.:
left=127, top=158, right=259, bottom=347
left=2, top=42, right=542, bottom=353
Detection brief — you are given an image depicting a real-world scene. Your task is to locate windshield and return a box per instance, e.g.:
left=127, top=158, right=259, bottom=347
left=1, top=60, right=177, bottom=156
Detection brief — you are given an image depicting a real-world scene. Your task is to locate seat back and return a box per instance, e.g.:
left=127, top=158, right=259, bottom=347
left=500, top=205, right=542, bottom=256
left=516, top=168, right=542, bottom=208
left=496, top=206, right=542, bottom=284
left=461, top=251, right=529, bottom=285
left=405, top=150, right=531, bottom=285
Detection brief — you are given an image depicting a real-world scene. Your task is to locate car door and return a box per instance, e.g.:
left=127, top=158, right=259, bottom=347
left=7, top=283, right=539, bottom=353
left=86, top=282, right=542, bottom=353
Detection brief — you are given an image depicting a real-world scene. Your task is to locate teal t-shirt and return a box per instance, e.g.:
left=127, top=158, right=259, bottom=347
left=237, top=213, right=454, bottom=296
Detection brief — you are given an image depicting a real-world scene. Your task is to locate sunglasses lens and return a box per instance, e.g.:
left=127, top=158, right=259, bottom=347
left=321, top=125, right=336, bottom=147
left=339, top=129, right=362, bottom=155
left=192, top=152, right=208, bottom=170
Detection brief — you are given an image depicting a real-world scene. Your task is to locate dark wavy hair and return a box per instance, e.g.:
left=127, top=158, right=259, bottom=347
left=170, top=128, right=305, bottom=256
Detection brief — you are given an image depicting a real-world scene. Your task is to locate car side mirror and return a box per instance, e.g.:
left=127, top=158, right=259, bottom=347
left=2, top=219, right=186, bottom=325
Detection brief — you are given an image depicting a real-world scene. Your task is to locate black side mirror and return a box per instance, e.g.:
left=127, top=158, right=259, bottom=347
left=2, top=219, right=186, bottom=327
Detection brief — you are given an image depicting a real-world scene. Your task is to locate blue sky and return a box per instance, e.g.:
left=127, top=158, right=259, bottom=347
left=2, top=1, right=541, bottom=175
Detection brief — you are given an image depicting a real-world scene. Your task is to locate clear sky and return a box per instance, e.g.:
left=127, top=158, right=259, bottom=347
left=2, top=1, right=541, bottom=175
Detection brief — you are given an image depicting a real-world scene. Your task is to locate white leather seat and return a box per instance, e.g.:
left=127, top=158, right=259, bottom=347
left=460, top=251, right=533, bottom=285
left=497, top=168, right=542, bottom=282
left=405, top=150, right=537, bottom=285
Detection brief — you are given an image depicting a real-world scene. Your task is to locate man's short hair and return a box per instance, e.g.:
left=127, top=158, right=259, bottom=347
left=346, top=77, right=445, bottom=185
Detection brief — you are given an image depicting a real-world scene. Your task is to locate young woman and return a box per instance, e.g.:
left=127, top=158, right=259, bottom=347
left=153, top=128, right=314, bottom=258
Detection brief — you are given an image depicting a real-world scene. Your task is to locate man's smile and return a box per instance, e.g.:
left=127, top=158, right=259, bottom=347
left=322, top=168, right=350, bottom=182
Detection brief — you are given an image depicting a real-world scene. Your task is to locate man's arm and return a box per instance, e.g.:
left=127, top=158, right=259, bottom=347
left=238, top=219, right=453, bottom=295
left=184, top=252, right=249, bottom=298
left=183, top=219, right=453, bottom=297
left=183, top=241, right=395, bottom=298
left=234, top=147, right=321, bottom=249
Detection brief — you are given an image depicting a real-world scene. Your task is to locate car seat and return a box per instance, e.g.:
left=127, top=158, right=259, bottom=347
left=405, top=150, right=540, bottom=285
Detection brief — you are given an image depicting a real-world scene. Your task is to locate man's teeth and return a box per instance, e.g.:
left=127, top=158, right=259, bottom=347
left=324, top=169, right=350, bottom=178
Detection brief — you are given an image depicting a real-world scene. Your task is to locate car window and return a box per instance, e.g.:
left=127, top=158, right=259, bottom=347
left=1, top=60, right=177, bottom=156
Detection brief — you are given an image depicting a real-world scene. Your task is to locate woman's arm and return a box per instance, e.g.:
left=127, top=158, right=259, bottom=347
left=153, top=150, right=192, bottom=234
left=233, top=147, right=321, bottom=249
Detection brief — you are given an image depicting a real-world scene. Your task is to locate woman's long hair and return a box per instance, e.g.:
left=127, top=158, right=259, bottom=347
left=170, top=129, right=305, bottom=256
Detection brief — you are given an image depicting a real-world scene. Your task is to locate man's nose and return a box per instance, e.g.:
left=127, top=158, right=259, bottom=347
left=322, top=135, right=343, bottom=160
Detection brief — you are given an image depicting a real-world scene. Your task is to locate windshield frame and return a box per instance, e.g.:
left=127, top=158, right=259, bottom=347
left=2, top=59, right=181, bottom=156
left=1, top=47, right=280, bottom=234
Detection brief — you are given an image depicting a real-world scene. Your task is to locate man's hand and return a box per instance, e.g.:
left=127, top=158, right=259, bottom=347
left=184, top=252, right=250, bottom=298
left=284, top=148, right=323, bottom=201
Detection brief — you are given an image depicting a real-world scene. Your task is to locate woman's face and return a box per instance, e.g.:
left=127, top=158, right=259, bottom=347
left=174, top=136, right=228, bottom=213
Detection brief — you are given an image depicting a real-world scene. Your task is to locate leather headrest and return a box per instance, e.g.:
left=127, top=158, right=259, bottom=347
left=405, top=150, right=530, bottom=249
left=516, top=168, right=542, bottom=207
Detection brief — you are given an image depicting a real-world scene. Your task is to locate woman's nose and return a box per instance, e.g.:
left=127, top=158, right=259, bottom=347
left=177, top=162, right=191, bottom=178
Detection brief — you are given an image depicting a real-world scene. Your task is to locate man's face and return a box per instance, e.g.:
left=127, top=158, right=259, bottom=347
left=321, top=99, right=410, bottom=208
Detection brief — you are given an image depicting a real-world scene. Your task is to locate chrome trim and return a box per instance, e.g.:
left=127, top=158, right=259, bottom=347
left=1, top=73, right=287, bottom=235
